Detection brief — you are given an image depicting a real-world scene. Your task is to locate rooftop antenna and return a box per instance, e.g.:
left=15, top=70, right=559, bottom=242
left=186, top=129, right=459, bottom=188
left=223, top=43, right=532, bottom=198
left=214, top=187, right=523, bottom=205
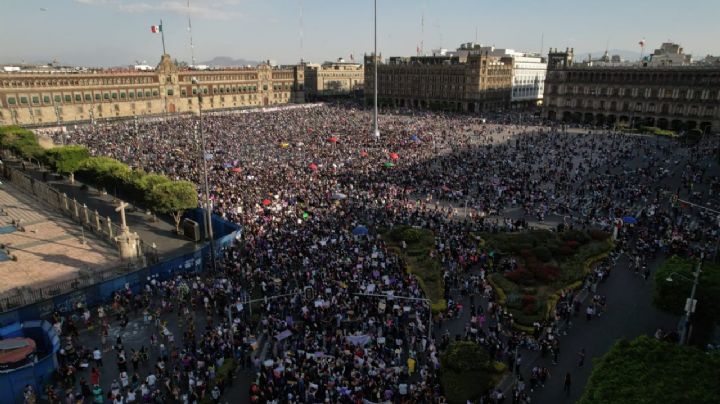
left=187, top=0, right=196, bottom=66
left=540, top=32, right=544, bottom=56
left=421, top=10, right=424, bottom=56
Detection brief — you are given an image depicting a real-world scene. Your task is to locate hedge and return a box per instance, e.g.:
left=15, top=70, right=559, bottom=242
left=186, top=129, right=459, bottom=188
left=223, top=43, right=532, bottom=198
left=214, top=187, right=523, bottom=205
left=440, top=341, right=507, bottom=404
left=200, top=358, right=236, bottom=404
left=384, top=226, right=447, bottom=313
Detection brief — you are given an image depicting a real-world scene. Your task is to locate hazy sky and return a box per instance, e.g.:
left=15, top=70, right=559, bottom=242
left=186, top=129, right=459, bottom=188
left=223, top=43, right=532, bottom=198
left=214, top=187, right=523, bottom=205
left=1, top=0, right=719, bottom=67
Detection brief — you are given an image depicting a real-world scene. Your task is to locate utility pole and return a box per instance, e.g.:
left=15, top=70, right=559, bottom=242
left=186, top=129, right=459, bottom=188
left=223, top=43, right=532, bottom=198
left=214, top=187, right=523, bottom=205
left=681, top=253, right=703, bottom=345
left=133, top=115, right=141, bottom=169
left=192, top=77, right=217, bottom=271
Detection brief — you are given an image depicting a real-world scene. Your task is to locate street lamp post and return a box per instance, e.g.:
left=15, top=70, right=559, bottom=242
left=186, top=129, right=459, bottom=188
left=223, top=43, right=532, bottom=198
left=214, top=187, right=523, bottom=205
left=372, top=0, right=380, bottom=139
left=192, top=77, right=217, bottom=272
left=665, top=252, right=703, bottom=345
left=354, top=292, right=433, bottom=341
left=53, top=102, right=64, bottom=146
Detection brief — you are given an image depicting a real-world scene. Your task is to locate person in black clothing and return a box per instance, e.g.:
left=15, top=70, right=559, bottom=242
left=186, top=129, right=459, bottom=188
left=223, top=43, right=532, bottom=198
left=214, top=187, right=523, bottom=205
left=563, top=372, right=571, bottom=397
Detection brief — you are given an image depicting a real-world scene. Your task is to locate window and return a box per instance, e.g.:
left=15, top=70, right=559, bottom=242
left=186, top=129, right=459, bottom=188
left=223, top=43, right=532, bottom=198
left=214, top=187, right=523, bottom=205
left=75, top=94, right=82, bottom=102
left=65, top=95, right=72, bottom=102
left=84, top=94, right=91, bottom=101
left=167, top=89, right=174, bottom=96
left=20, top=96, right=28, bottom=104
left=94, top=93, right=101, bottom=101
left=43, top=96, right=50, bottom=103
left=120, top=92, right=126, bottom=99
left=152, top=90, right=158, bottom=96
left=181, top=89, right=186, bottom=96
left=192, top=88, right=197, bottom=95
left=103, top=93, right=110, bottom=100
left=128, top=91, right=135, bottom=98
left=145, top=91, right=152, bottom=97
left=111, top=93, right=117, bottom=99
left=202, top=88, right=208, bottom=94
left=32, top=96, right=39, bottom=104
left=137, top=91, right=143, bottom=98
left=8, top=97, right=16, bottom=105
left=55, top=95, right=62, bottom=103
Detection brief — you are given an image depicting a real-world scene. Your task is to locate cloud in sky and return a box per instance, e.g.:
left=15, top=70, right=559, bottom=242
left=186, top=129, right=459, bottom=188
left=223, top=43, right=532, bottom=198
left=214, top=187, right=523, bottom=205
left=74, top=0, right=242, bottom=21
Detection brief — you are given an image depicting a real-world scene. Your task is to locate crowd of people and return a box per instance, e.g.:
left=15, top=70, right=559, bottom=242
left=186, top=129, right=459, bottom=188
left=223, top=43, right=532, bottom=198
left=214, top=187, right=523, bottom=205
left=41, top=103, right=719, bottom=403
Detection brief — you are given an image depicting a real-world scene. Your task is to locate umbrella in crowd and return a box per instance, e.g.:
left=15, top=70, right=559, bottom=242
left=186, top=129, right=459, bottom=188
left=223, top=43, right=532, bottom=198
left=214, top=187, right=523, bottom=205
left=328, top=136, right=339, bottom=143
left=231, top=167, right=241, bottom=173
left=384, top=162, right=395, bottom=168
left=308, top=163, right=318, bottom=171
left=331, top=192, right=347, bottom=200
left=410, top=134, right=420, bottom=142
left=389, top=152, right=400, bottom=160
left=262, top=199, right=271, bottom=206
left=352, top=225, right=369, bottom=236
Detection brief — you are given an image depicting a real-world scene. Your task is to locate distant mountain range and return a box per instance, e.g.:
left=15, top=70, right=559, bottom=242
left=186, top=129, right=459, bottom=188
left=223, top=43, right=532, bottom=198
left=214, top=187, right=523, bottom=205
left=200, top=56, right=261, bottom=67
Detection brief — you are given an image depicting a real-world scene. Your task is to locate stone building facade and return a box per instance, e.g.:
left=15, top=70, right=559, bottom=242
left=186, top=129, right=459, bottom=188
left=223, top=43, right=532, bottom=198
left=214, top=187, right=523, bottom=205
left=364, top=53, right=512, bottom=113
left=304, top=60, right=363, bottom=98
left=543, top=48, right=720, bottom=132
left=0, top=54, right=305, bottom=126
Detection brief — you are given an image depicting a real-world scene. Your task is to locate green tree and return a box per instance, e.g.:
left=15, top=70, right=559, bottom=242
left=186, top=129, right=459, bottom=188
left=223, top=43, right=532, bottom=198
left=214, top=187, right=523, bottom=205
left=148, top=181, right=198, bottom=233
left=79, top=156, right=132, bottom=190
left=579, top=336, right=720, bottom=404
left=132, top=173, right=171, bottom=204
left=653, top=256, right=720, bottom=344
left=45, top=145, right=89, bottom=183
left=0, top=126, right=45, bottom=161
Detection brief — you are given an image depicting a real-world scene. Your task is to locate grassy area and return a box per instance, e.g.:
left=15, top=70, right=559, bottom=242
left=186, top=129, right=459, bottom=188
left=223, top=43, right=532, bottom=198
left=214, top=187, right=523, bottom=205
left=383, top=226, right=447, bottom=312
left=440, top=341, right=507, bottom=404
left=482, top=229, right=613, bottom=328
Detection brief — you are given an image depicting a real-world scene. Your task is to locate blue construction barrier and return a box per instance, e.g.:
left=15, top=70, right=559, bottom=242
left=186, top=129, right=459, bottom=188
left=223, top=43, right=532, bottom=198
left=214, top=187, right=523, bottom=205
left=182, top=208, right=242, bottom=245
left=0, top=320, right=60, bottom=403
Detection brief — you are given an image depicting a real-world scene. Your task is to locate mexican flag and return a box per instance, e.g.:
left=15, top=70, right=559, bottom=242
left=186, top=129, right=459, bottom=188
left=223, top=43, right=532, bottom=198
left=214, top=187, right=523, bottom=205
left=151, top=25, right=162, bottom=33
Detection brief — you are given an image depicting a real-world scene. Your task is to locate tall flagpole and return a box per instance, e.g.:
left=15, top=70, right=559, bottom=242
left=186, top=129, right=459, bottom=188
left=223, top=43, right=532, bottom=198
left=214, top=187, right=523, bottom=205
left=373, top=0, right=379, bottom=139
left=187, top=1, right=196, bottom=65
left=160, top=19, right=167, bottom=55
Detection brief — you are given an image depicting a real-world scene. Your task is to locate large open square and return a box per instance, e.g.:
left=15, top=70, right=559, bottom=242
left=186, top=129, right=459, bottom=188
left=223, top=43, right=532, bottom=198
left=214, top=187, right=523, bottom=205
left=1, top=1, right=720, bottom=403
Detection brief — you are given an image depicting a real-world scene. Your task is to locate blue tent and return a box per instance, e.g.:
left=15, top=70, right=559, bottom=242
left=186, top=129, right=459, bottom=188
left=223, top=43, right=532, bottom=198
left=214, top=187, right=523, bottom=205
left=410, top=134, right=420, bottom=142
left=352, top=225, right=369, bottom=236
left=623, top=216, right=638, bottom=224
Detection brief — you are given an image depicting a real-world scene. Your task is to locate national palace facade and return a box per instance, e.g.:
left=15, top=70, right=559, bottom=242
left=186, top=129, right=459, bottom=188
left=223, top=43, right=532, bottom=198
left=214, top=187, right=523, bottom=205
left=0, top=54, right=305, bottom=126
left=543, top=48, right=720, bottom=132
